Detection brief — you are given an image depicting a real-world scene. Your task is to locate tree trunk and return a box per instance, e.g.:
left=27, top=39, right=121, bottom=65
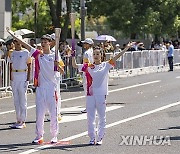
left=60, top=0, right=71, bottom=41
left=47, top=0, right=71, bottom=40
left=47, top=0, right=61, bottom=28
left=56, top=0, right=62, bottom=27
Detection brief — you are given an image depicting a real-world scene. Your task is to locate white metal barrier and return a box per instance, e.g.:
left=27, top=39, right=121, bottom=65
left=107, top=49, right=180, bottom=77
left=0, top=49, right=180, bottom=94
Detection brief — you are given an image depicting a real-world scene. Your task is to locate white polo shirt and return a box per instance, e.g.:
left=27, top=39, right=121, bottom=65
left=78, top=61, right=113, bottom=96
left=30, top=48, right=64, bottom=86
left=83, top=48, right=93, bottom=63
left=10, top=49, right=31, bottom=81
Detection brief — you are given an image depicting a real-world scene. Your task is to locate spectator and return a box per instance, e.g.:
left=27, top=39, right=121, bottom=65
left=30, top=38, right=36, bottom=48
left=104, top=41, right=114, bottom=53
left=138, top=43, right=146, bottom=50
left=114, top=44, right=122, bottom=53
left=76, top=41, right=83, bottom=64
left=150, top=41, right=155, bottom=50
left=167, top=41, right=174, bottom=71
left=5, top=36, right=14, bottom=59
left=0, top=40, right=5, bottom=87
left=114, top=44, right=122, bottom=69
left=0, top=41, right=5, bottom=60
left=160, top=41, right=167, bottom=66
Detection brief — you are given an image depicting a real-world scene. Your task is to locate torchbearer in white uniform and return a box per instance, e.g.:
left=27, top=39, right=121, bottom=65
left=7, top=28, right=64, bottom=144
left=9, top=35, right=31, bottom=129
left=71, top=42, right=134, bottom=145
left=50, top=33, right=64, bottom=121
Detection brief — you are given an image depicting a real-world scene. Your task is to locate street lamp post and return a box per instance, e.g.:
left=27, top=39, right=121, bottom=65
left=33, top=0, right=39, bottom=42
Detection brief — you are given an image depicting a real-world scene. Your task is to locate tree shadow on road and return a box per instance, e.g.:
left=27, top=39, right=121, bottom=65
left=169, top=136, right=180, bottom=141
left=0, top=120, right=49, bottom=131
left=159, top=126, right=180, bottom=130
left=0, top=142, right=37, bottom=153
left=41, top=143, right=93, bottom=152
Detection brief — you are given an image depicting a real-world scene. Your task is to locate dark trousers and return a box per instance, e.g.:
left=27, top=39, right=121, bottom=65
left=168, top=57, right=173, bottom=71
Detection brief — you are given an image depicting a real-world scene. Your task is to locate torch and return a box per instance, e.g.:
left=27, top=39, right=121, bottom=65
left=54, top=28, right=61, bottom=71
left=70, top=13, right=76, bottom=52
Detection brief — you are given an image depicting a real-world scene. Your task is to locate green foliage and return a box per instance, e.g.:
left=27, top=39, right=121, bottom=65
left=12, top=0, right=53, bottom=37
left=87, top=0, right=180, bottom=38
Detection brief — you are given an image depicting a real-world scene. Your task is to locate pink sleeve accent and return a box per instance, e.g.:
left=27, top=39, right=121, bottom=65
left=82, top=63, right=89, bottom=72
left=32, top=49, right=40, bottom=58
left=34, top=53, right=40, bottom=87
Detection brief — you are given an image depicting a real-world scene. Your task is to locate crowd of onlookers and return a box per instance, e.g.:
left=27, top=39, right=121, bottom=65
left=0, top=37, right=180, bottom=63
left=0, top=36, right=179, bottom=80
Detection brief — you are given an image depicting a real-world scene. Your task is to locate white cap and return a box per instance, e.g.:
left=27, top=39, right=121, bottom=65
left=115, top=44, right=120, bottom=47
left=81, top=38, right=94, bottom=45
left=50, top=33, right=55, bottom=40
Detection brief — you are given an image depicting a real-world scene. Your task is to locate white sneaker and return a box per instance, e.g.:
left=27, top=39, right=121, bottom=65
left=9, top=122, right=19, bottom=128
left=32, top=136, right=43, bottom=144
left=51, top=137, right=58, bottom=143
left=96, top=140, right=103, bottom=145
left=89, top=139, right=95, bottom=145
left=81, top=109, right=87, bottom=113
left=15, top=122, right=26, bottom=129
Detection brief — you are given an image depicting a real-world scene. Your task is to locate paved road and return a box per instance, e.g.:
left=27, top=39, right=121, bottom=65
left=0, top=70, right=180, bottom=154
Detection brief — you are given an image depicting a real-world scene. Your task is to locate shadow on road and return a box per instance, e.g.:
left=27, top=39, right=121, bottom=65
left=170, top=136, right=180, bottom=141
left=0, top=142, right=37, bottom=153
left=42, top=143, right=93, bottom=152
left=159, top=126, right=180, bottom=130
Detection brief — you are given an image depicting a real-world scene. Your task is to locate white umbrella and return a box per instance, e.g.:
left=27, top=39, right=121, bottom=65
left=14, top=29, right=34, bottom=38
left=95, top=35, right=117, bottom=42
left=0, top=39, right=5, bottom=43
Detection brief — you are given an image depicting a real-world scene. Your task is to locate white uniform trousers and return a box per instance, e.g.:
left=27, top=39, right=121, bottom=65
left=11, top=81, right=28, bottom=123
left=86, top=95, right=106, bottom=141
left=35, top=83, right=59, bottom=138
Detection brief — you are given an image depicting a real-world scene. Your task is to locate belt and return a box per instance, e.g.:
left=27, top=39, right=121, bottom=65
left=12, top=69, right=27, bottom=72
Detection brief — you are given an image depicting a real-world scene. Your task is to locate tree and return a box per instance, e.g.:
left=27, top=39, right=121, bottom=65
left=12, top=0, right=56, bottom=37
left=87, top=0, right=180, bottom=39
left=12, top=0, right=75, bottom=40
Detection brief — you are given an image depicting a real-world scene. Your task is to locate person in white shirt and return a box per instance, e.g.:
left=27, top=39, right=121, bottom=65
left=82, top=38, right=94, bottom=64
left=0, top=41, right=5, bottom=87
left=71, top=42, right=134, bottom=145
left=9, top=35, right=31, bottom=129
left=7, top=28, right=64, bottom=144
left=81, top=38, right=94, bottom=113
